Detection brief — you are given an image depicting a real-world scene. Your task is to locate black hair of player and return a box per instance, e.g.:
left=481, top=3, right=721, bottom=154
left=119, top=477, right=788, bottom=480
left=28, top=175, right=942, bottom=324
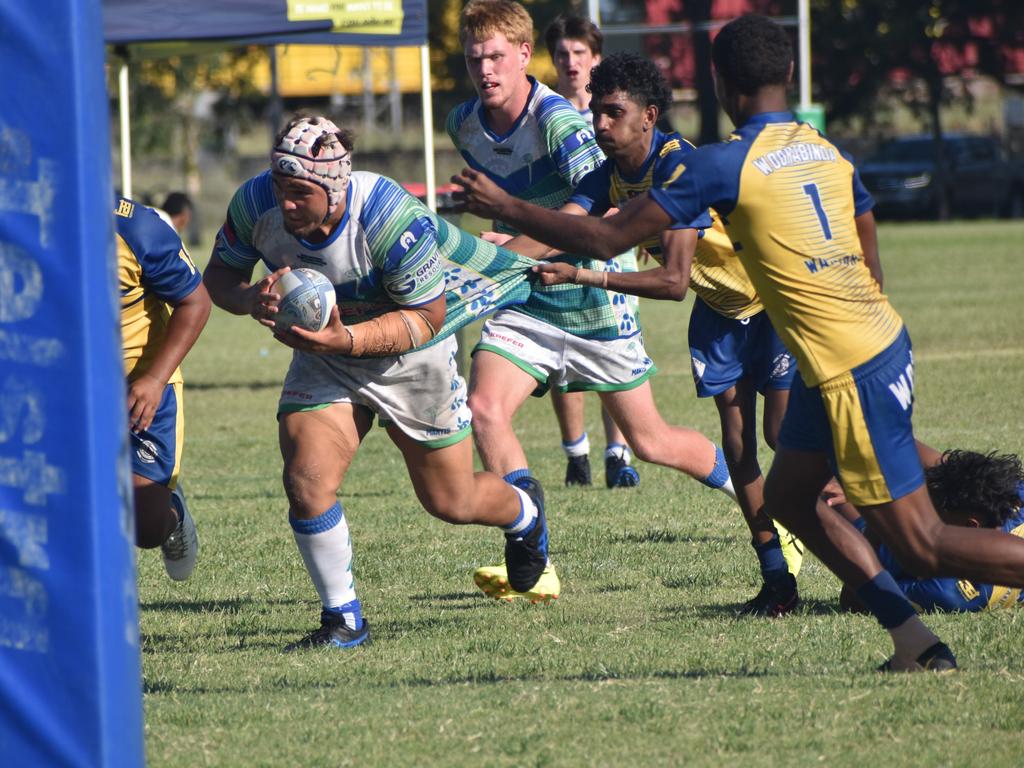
left=926, top=449, right=1024, bottom=528
left=544, top=14, right=603, bottom=58
left=588, top=52, right=671, bottom=117
left=711, top=14, right=793, bottom=96
left=161, top=192, right=193, bottom=216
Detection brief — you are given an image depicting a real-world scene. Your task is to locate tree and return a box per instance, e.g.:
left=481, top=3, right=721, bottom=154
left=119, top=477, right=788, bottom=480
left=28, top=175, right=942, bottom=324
left=811, top=0, right=1024, bottom=217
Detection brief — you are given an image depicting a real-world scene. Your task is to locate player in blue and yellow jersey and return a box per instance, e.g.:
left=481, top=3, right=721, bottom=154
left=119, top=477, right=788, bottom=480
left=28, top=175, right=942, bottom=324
left=841, top=451, right=1024, bottom=613
left=203, top=116, right=557, bottom=651
left=116, top=196, right=210, bottom=581
left=543, top=12, right=642, bottom=490
left=454, top=15, right=1024, bottom=671
left=526, top=51, right=805, bottom=616
left=451, top=1, right=739, bottom=602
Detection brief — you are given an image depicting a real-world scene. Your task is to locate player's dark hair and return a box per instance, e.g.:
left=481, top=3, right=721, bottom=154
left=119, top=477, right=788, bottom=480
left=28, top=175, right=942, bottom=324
left=544, top=14, right=603, bottom=58
left=711, top=14, right=792, bottom=96
left=588, top=52, right=671, bottom=117
left=275, top=114, right=355, bottom=154
left=161, top=192, right=192, bottom=216
left=926, top=450, right=1024, bottom=528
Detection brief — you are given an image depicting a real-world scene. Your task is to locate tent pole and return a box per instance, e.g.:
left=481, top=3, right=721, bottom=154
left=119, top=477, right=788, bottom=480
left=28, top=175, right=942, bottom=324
left=420, top=43, right=436, bottom=211
left=118, top=57, right=132, bottom=199
left=798, top=0, right=811, bottom=111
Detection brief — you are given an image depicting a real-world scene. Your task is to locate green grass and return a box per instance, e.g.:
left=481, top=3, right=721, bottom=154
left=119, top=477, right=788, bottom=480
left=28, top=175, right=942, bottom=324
left=140, top=220, right=1024, bottom=767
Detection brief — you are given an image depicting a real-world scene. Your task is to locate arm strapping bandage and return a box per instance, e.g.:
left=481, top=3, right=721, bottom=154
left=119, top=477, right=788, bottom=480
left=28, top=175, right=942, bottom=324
left=344, top=308, right=438, bottom=357
left=573, top=268, right=608, bottom=288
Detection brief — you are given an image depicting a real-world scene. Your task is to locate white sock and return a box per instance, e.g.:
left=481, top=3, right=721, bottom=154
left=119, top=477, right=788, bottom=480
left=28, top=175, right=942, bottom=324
left=502, top=487, right=538, bottom=535
left=605, top=443, right=631, bottom=463
left=289, top=502, right=357, bottom=608
left=562, top=431, right=590, bottom=458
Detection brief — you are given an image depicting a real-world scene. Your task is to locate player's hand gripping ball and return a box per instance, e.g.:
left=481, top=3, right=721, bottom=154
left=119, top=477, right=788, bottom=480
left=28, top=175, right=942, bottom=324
left=273, top=268, right=337, bottom=333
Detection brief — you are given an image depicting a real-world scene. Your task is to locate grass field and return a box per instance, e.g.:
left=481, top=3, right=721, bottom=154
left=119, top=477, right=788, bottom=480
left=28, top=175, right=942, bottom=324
left=138, top=220, right=1024, bottom=767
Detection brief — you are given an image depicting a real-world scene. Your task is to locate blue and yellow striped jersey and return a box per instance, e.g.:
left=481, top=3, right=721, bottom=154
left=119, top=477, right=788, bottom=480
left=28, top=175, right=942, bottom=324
left=570, top=128, right=762, bottom=320
left=115, top=197, right=201, bottom=383
left=651, top=112, right=901, bottom=385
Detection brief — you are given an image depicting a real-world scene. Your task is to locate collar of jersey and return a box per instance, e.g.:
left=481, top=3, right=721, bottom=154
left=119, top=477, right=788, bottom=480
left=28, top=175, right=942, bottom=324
left=294, top=178, right=353, bottom=251
left=740, top=110, right=795, bottom=128
left=614, top=127, right=667, bottom=184
left=478, top=76, right=539, bottom=142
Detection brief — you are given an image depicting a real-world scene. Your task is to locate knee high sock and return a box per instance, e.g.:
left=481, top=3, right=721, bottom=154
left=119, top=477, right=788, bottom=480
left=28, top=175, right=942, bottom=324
left=290, top=501, right=359, bottom=623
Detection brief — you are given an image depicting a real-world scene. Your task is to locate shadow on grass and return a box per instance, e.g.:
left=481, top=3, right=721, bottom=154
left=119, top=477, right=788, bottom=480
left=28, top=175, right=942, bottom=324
left=141, top=597, right=297, bottom=613
left=666, top=597, right=841, bottom=620
left=612, top=531, right=739, bottom=546
left=187, top=380, right=281, bottom=392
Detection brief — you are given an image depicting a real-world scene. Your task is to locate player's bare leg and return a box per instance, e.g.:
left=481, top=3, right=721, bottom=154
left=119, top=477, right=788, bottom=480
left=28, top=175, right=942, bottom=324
left=764, top=447, right=950, bottom=671
left=552, top=389, right=592, bottom=486
left=279, top=403, right=372, bottom=650
left=133, top=477, right=177, bottom=548
left=599, top=382, right=734, bottom=499
left=601, top=405, right=639, bottom=488
left=466, top=350, right=539, bottom=477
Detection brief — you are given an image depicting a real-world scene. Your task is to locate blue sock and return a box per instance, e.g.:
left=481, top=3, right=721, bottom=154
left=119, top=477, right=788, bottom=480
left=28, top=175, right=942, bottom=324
left=325, top=599, right=363, bottom=630
left=700, top=445, right=731, bottom=489
left=753, top=535, right=790, bottom=586
left=503, top=468, right=532, bottom=486
left=856, top=571, right=916, bottom=629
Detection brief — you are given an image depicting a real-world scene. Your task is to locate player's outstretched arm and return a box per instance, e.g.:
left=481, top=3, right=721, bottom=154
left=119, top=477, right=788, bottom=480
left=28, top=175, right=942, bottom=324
left=501, top=202, right=592, bottom=259
left=452, top=168, right=672, bottom=260
left=855, top=210, right=883, bottom=289
left=534, top=227, right=696, bottom=302
left=127, top=282, right=211, bottom=432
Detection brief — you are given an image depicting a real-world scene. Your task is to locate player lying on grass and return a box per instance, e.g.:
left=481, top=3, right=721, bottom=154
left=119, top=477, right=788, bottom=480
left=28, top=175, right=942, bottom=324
left=453, top=14, right=1024, bottom=671
left=514, top=50, right=810, bottom=615
left=116, top=197, right=210, bottom=581
left=839, top=450, right=1024, bottom=613
left=450, top=0, right=739, bottom=602
left=203, top=116, right=555, bottom=650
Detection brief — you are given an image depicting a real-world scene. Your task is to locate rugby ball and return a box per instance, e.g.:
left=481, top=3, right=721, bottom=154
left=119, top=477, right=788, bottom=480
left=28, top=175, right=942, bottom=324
left=274, top=268, right=336, bottom=332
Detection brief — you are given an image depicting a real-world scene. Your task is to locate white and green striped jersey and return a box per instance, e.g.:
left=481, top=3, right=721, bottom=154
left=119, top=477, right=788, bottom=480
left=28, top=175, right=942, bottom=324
left=214, top=170, right=535, bottom=347
left=448, top=78, right=632, bottom=341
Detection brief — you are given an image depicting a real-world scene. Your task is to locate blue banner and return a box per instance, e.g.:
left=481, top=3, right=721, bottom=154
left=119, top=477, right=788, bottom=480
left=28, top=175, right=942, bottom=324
left=0, top=1, right=144, bottom=766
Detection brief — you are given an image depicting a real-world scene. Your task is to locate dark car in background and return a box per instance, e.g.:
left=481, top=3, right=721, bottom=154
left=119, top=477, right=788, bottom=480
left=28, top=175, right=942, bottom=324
left=858, top=135, right=1024, bottom=220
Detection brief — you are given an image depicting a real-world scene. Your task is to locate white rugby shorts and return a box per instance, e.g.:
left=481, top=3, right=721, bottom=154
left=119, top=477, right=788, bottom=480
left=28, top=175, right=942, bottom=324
left=278, top=335, right=472, bottom=447
left=473, top=310, right=656, bottom=395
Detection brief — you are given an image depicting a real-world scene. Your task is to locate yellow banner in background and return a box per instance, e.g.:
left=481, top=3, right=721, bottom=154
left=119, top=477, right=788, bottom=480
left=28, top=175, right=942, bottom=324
left=286, top=1, right=405, bottom=35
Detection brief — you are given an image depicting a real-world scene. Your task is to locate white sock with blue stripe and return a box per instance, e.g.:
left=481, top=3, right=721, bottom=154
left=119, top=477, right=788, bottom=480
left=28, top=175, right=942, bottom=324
left=290, top=501, right=360, bottom=624
left=562, top=431, right=590, bottom=457
left=500, top=484, right=538, bottom=537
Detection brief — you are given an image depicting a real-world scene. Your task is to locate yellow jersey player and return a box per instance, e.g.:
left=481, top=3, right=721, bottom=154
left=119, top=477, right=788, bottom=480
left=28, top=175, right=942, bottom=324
left=453, top=14, right=1024, bottom=672
left=116, top=197, right=210, bottom=580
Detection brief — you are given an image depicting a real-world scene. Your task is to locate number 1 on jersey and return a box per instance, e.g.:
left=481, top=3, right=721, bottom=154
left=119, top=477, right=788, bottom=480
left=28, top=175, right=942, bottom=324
left=802, top=183, right=833, bottom=241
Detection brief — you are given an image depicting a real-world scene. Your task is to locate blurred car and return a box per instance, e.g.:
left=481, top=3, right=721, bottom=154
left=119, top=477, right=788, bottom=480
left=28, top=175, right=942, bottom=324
left=858, top=135, right=1024, bottom=220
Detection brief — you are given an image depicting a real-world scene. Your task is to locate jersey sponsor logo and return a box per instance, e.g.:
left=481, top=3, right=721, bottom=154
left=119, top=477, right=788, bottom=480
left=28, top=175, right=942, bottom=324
left=574, top=128, right=593, bottom=145
left=399, top=230, right=417, bottom=250
left=135, top=439, right=159, bottom=464
left=751, top=143, right=838, bottom=175
left=299, top=253, right=327, bottom=266
left=493, top=147, right=513, bottom=156
left=887, top=361, right=915, bottom=411
left=803, top=254, right=861, bottom=274
left=115, top=199, right=134, bottom=218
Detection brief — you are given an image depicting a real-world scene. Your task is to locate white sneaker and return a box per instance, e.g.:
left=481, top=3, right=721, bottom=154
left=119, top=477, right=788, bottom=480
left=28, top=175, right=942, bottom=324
left=161, top=483, right=198, bottom=581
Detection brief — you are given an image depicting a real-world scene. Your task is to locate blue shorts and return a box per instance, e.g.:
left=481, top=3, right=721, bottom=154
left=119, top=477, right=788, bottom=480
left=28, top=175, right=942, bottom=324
left=688, top=297, right=796, bottom=398
left=778, top=327, right=923, bottom=506
left=130, top=381, right=183, bottom=488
